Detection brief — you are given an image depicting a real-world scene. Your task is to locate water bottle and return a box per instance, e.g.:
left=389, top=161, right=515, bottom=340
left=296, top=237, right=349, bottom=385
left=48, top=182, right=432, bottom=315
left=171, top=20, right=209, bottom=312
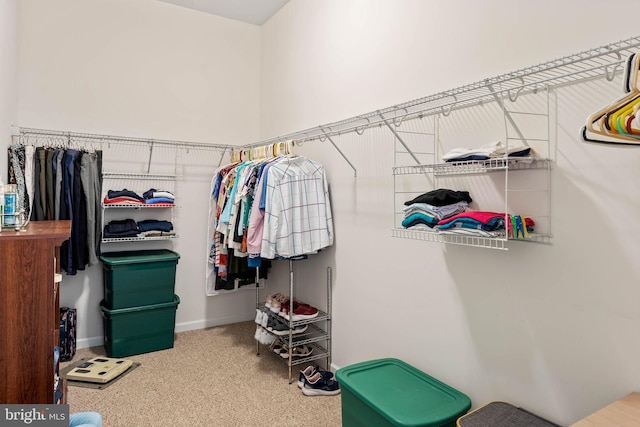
left=4, top=184, right=16, bottom=226
left=0, top=180, right=4, bottom=230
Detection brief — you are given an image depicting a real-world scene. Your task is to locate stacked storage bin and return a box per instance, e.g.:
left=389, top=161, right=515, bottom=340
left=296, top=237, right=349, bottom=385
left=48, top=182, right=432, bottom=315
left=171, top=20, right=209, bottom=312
left=99, top=249, right=180, bottom=357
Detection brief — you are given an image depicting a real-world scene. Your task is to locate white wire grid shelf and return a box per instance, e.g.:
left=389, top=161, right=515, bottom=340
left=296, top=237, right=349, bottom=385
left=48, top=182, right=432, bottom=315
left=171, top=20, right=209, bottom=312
left=391, top=228, right=552, bottom=250
left=242, top=35, right=640, bottom=147
left=101, top=235, right=179, bottom=243
left=102, top=204, right=175, bottom=209
left=286, top=342, right=330, bottom=368
left=101, top=171, right=178, bottom=246
left=102, top=172, right=178, bottom=180
left=393, top=157, right=552, bottom=176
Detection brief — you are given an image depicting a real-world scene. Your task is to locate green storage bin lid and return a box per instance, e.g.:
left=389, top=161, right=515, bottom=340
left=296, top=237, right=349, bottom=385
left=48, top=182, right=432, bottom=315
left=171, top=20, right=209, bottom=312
left=336, top=358, right=471, bottom=427
left=100, top=249, right=180, bottom=266
left=100, top=294, right=180, bottom=316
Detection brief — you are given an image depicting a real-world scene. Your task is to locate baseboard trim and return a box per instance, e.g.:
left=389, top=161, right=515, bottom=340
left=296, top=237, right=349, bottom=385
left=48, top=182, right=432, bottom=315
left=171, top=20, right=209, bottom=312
left=75, top=314, right=254, bottom=350
left=174, top=314, right=254, bottom=333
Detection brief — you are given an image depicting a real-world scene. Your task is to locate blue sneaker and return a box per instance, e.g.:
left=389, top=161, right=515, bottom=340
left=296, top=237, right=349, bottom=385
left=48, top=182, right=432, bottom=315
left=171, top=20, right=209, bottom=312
left=301, top=371, right=341, bottom=396
left=297, top=365, right=334, bottom=388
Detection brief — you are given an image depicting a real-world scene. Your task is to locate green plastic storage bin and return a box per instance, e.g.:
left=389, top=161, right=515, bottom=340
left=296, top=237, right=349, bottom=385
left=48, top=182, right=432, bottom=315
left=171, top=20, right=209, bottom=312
left=100, top=249, right=180, bottom=309
left=100, top=294, right=180, bottom=357
left=336, top=358, right=471, bottom=427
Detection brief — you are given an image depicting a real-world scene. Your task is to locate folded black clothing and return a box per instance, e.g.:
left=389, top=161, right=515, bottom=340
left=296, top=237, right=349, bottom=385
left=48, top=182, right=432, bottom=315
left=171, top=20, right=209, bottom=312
left=445, top=155, right=491, bottom=163
left=104, top=218, right=139, bottom=234
left=137, top=219, right=173, bottom=232
left=404, top=189, right=472, bottom=207
left=103, top=218, right=140, bottom=238
left=103, top=229, right=140, bottom=238
left=142, top=188, right=157, bottom=199
left=508, top=147, right=531, bottom=157
left=107, top=189, right=144, bottom=201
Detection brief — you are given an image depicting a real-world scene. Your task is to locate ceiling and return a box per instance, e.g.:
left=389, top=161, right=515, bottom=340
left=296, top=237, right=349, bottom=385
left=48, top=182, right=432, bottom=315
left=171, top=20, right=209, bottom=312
left=158, top=0, right=290, bottom=25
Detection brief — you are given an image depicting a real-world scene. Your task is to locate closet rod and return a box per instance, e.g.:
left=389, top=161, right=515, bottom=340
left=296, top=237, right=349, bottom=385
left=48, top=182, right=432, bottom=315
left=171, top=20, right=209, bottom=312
left=240, top=35, right=640, bottom=149
left=18, top=127, right=232, bottom=152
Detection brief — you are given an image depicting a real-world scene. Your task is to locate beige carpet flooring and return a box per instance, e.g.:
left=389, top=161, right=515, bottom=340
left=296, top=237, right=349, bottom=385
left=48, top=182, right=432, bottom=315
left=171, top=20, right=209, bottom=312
left=62, top=321, right=342, bottom=427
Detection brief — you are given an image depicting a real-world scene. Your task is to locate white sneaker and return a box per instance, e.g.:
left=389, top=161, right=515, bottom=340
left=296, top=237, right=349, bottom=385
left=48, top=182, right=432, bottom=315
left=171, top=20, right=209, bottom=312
left=264, top=331, right=276, bottom=345
left=254, top=309, right=264, bottom=324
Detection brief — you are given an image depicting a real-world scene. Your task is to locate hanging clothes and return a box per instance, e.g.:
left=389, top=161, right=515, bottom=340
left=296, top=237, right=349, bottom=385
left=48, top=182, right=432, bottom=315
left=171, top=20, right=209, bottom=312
left=205, top=154, right=334, bottom=296
left=8, top=144, right=103, bottom=274
left=259, top=155, right=334, bottom=259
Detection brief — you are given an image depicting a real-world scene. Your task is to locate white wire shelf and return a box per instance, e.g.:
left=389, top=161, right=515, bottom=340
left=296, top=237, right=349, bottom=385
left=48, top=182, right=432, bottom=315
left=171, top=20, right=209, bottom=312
left=102, top=203, right=175, bottom=209
left=391, top=228, right=552, bottom=250
left=18, top=128, right=230, bottom=152
left=285, top=342, right=329, bottom=368
left=242, top=35, right=640, bottom=147
left=101, top=235, right=178, bottom=243
left=393, top=158, right=552, bottom=176
left=102, top=172, right=178, bottom=180
left=289, top=323, right=329, bottom=347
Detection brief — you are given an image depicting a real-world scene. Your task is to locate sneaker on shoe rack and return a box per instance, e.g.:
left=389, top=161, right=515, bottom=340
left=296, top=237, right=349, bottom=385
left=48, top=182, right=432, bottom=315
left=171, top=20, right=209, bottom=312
left=278, top=302, right=289, bottom=318
left=267, top=316, right=308, bottom=336
left=297, top=365, right=335, bottom=388
left=254, top=309, right=264, bottom=325
left=281, top=302, right=319, bottom=321
left=279, top=344, right=313, bottom=359
left=271, top=339, right=288, bottom=356
left=301, top=371, right=341, bottom=396
left=260, top=311, right=269, bottom=328
left=266, top=292, right=284, bottom=309
left=270, top=294, right=289, bottom=314
left=269, top=300, right=281, bottom=313
left=258, top=326, right=275, bottom=345
left=262, top=330, right=276, bottom=345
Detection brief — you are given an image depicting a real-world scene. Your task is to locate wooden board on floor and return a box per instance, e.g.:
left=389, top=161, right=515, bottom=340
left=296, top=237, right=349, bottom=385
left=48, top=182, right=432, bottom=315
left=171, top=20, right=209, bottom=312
left=571, top=392, right=640, bottom=426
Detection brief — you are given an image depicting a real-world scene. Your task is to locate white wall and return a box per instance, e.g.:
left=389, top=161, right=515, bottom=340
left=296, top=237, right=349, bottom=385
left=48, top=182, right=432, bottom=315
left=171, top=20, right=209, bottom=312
left=261, top=0, right=640, bottom=425
left=15, top=0, right=262, bottom=345
left=12, top=0, right=640, bottom=424
left=0, top=0, right=18, bottom=175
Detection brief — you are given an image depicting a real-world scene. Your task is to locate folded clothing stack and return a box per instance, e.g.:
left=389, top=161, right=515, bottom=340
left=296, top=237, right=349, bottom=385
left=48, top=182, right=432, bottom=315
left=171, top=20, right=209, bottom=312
left=103, top=219, right=175, bottom=238
left=402, top=189, right=472, bottom=229
left=435, top=211, right=535, bottom=238
left=103, top=189, right=144, bottom=205
left=143, top=188, right=175, bottom=205
left=442, top=140, right=531, bottom=162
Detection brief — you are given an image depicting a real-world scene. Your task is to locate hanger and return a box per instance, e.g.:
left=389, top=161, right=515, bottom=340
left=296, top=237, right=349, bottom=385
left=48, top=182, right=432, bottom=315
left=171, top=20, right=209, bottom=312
left=582, top=53, right=640, bottom=145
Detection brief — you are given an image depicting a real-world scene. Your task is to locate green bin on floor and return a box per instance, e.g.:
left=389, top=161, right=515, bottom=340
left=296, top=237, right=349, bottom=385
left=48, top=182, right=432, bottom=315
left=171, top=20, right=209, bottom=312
left=100, top=295, right=180, bottom=357
left=336, top=358, right=471, bottom=427
left=100, top=249, right=180, bottom=309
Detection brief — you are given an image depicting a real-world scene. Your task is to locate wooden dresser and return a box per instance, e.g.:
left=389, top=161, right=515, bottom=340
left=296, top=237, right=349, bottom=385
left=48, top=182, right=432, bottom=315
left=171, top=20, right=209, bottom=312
left=0, top=220, right=71, bottom=404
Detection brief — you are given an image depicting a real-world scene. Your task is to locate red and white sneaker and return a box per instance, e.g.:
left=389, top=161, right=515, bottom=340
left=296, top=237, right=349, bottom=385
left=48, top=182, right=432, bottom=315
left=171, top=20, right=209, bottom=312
left=280, top=302, right=319, bottom=321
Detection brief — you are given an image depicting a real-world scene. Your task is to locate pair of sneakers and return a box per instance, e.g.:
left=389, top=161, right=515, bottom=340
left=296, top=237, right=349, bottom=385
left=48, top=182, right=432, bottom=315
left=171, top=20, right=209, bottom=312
left=266, top=315, right=308, bottom=336
left=279, top=301, right=319, bottom=321
left=266, top=293, right=288, bottom=313
left=254, top=326, right=275, bottom=346
left=298, top=365, right=341, bottom=396
left=255, top=308, right=269, bottom=328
